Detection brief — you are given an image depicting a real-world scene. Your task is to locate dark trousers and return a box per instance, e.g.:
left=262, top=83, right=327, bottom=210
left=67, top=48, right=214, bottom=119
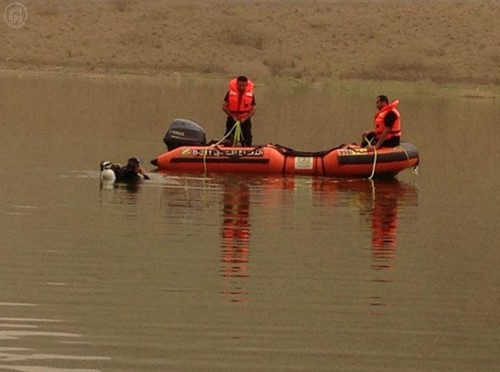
left=361, top=131, right=400, bottom=148
left=225, top=117, right=253, bottom=146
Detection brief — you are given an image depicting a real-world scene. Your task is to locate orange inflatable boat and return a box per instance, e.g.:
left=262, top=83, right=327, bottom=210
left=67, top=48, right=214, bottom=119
left=150, top=119, right=419, bottom=178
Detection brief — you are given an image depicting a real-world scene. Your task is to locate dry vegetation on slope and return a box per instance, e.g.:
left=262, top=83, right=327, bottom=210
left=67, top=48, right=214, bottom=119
left=1, top=0, right=499, bottom=84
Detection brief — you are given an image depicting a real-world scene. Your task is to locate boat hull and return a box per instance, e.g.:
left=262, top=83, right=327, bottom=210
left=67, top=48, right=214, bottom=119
left=151, top=142, right=419, bottom=178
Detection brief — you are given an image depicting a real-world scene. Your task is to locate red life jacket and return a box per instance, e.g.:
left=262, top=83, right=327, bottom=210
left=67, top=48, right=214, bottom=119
left=226, top=79, right=255, bottom=120
left=374, top=100, right=401, bottom=140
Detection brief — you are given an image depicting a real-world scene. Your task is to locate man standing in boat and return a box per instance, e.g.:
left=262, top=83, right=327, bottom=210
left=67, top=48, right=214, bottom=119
left=362, top=95, right=401, bottom=150
left=222, top=75, right=256, bottom=146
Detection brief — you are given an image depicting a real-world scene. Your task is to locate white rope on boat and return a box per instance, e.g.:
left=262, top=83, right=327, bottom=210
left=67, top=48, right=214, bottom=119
left=202, top=121, right=241, bottom=175
left=396, top=145, right=410, bottom=161
left=395, top=144, right=419, bottom=175
left=363, top=134, right=378, bottom=180
left=368, top=148, right=378, bottom=180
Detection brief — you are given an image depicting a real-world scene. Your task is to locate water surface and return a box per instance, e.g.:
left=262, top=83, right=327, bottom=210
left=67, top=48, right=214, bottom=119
left=0, top=73, right=498, bottom=371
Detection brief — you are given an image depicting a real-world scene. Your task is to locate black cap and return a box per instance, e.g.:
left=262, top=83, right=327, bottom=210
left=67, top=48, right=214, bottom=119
left=127, top=157, right=141, bottom=165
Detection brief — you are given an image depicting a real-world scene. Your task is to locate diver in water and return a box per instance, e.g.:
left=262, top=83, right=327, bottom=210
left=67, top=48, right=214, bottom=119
left=114, top=157, right=150, bottom=182
left=100, top=157, right=150, bottom=183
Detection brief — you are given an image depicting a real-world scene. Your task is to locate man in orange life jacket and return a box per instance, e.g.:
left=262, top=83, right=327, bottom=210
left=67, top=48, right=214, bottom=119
left=362, top=95, right=401, bottom=150
left=222, top=75, right=256, bottom=146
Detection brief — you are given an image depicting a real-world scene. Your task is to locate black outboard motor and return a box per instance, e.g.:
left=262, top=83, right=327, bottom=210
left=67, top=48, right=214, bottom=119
left=163, top=118, right=207, bottom=150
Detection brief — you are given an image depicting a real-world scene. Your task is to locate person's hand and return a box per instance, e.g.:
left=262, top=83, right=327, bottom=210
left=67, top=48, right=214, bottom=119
left=139, top=168, right=150, bottom=180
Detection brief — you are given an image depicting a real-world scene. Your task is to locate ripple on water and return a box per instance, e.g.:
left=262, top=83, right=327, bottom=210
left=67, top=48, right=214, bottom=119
left=0, top=303, right=109, bottom=371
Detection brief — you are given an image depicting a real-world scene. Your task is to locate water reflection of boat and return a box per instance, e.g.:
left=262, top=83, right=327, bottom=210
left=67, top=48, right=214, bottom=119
left=150, top=119, right=419, bottom=178
left=331, top=178, right=418, bottom=268
left=220, top=176, right=251, bottom=303
left=156, top=173, right=417, bottom=306
left=312, top=177, right=418, bottom=314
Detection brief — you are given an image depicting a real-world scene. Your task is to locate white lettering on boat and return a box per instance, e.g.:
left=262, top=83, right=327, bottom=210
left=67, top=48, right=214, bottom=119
left=338, top=148, right=368, bottom=156
left=186, top=149, right=265, bottom=157
left=295, top=156, right=313, bottom=169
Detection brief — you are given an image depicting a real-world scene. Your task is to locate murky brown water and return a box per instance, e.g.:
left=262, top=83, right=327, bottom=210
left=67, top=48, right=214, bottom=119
left=0, top=72, right=498, bottom=371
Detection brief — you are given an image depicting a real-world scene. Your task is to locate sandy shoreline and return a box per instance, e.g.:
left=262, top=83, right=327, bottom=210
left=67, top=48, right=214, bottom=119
left=1, top=0, right=499, bottom=85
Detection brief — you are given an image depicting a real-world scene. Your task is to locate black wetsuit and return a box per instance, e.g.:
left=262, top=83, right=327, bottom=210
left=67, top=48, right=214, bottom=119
left=114, top=166, right=141, bottom=182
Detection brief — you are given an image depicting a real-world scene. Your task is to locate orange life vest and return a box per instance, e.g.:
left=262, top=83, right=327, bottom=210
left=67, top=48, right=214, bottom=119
left=374, top=100, right=401, bottom=140
left=226, top=78, right=255, bottom=120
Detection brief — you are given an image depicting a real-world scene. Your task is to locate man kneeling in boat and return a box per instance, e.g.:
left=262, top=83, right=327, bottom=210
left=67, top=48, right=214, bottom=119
left=222, top=75, right=256, bottom=146
left=362, top=95, right=401, bottom=150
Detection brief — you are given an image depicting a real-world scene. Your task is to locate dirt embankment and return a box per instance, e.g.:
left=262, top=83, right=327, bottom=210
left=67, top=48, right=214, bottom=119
left=1, top=0, right=499, bottom=84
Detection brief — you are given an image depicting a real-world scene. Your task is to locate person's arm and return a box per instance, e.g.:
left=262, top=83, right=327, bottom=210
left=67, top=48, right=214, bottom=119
left=372, top=127, right=390, bottom=150
left=240, top=106, right=256, bottom=123
left=222, top=101, right=234, bottom=119
left=368, top=110, right=396, bottom=150
left=138, top=167, right=150, bottom=180
left=222, top=92, right=237, bottom=121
